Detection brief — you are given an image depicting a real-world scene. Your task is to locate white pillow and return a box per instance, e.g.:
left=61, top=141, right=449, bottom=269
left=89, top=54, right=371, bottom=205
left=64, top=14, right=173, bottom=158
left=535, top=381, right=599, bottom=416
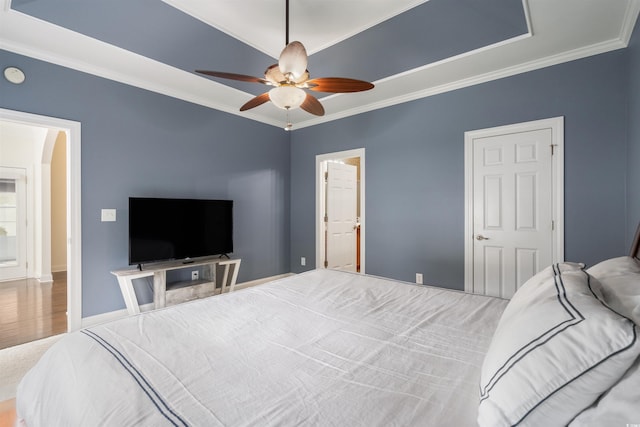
left=570, top=356, right=640, bottom=426
left=478, top=263, right=640, bottom=427
left=587, top=256, right=640, bottom=278
left=587, top=257, right=640, bottom=325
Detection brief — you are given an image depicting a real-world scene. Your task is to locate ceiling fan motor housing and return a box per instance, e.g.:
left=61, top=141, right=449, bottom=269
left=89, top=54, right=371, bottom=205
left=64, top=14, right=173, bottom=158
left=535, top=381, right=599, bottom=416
left=278, top=41, right=308, bottom=80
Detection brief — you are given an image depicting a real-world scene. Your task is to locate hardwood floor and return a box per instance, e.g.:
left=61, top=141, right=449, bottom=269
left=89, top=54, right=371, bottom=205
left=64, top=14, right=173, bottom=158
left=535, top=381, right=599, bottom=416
left=0, top=273, right=67, bottom=350
left=0, top=399, right=16, bottom=427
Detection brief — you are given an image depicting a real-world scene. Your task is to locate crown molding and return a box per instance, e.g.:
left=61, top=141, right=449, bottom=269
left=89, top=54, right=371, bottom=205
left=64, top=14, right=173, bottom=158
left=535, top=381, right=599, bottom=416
left=620, top=0, right=640, bottom=45
left=291, top=34, right=627, bottom=130
left=1, top=0, right=638, bottom=131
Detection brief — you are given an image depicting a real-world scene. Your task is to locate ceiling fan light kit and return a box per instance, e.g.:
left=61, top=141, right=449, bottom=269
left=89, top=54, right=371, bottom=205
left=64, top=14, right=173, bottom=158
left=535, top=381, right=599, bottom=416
left=195, top=0, right=374, bottom=130
left=269, top=86, right=306, bottom=110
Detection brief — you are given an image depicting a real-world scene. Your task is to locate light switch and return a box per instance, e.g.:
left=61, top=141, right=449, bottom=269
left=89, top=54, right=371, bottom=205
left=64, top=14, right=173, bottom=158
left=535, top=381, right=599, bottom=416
left=101, top=209, right=116, bottom=222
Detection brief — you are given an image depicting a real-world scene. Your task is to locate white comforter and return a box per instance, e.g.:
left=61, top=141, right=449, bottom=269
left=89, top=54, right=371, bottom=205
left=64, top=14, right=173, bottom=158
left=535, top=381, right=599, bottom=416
left=17, top=269, right=508, bottom=426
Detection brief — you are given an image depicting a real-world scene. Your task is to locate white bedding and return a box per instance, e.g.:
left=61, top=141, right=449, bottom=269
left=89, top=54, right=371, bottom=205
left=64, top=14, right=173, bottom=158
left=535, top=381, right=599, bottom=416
left=17, top=269, right=508, bottom=426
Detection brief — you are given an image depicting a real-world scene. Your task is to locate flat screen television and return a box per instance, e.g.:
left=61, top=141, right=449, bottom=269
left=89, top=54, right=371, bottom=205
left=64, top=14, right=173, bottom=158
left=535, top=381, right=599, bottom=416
left=128, top=197, right=233, bottom=266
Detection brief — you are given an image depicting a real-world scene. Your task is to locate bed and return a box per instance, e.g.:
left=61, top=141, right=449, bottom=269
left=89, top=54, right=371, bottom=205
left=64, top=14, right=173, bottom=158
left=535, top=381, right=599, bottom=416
left=16, top=225, right=640, bottom=426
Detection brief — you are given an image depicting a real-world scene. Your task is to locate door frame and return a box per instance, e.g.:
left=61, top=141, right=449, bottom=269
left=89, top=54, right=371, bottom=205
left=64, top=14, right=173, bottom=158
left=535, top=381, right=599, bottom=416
left=316, top=148, right=365, bottom=274
left=464, top=117, right=564, bottom=293
left=0, top=108, right=82, bottom=332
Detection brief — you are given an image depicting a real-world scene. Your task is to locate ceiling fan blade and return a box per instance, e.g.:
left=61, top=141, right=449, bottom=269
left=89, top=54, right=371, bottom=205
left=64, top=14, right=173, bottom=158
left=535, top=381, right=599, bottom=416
left=300, top=94, right=325, bottom=116
left=307, top=77, right=374, bottom=93
left=196, top=70, right=269, bottom=85
left=240, top=93, right=271, bottom=111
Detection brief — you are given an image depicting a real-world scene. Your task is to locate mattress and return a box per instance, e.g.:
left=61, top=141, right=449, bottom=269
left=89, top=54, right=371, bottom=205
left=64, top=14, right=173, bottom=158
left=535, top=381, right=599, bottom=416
left=17, top=269, right=508, bottom=426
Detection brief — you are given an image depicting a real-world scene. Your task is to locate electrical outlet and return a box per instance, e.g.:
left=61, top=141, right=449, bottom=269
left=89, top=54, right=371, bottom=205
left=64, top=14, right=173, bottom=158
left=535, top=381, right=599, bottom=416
left=416, top=273, right=423, bottom=284
left=301, top=257, right=306, bottom=266
left=191, top=271, right=199, bottom=281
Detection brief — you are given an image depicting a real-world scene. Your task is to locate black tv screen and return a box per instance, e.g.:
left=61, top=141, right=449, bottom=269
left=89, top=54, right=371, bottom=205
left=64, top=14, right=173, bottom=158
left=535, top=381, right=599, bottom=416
left=128, top=197, right=233, bottom=265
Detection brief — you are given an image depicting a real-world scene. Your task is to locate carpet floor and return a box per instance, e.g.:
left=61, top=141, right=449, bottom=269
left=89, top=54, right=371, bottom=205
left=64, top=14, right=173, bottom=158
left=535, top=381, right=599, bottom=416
left=0, top=334, right=63, bottom=402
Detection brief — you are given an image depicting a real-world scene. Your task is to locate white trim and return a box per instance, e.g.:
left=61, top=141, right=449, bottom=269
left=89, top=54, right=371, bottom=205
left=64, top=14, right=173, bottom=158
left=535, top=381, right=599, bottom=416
left=25, top=165, right=34, bottom=279
left=34, top=129, right=57, bottom=283
left=0, top=108, right=82, bottom=332
left=82, top=303, right=155, bottom=328
left=620, top=0, right=640, bottom=45
left=463, top=116, right=564, bottom=293
left=291, top=37, right=623, bottom=131
left=51, top=263, right=67, bottom=273
left=0, top=4, right=282, bottom=128
left=1, top=0, right=635, bottom=131
left=315, top=148, right=366, bottom=274
left=230, top=273, right=294, bottom=290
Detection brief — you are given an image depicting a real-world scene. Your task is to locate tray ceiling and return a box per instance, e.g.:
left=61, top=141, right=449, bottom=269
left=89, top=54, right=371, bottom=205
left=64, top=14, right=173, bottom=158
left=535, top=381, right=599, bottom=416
left=1, top=0, right=639, bottom=130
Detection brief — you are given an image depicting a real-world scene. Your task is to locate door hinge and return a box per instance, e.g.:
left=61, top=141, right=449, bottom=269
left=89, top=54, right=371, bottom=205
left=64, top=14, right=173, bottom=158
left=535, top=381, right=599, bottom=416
left=324, top=214, right=328, bottom=223
left=324, top=260, right=328, bottom=268
left=552, top=220, right=555, bottom=231
left=324, top=171, right=328, bottom=181
left=551, top=144, right=558, bottom=155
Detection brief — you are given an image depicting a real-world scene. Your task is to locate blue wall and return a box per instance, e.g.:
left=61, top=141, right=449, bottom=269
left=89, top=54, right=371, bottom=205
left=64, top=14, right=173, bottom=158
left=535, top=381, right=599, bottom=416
left=2, top=24, right=639, bottom=316
left=0, top=50, right=291, bottom=317
left=291, top=49, right=630, bottom=289
left=628, top=19, right=640, bottom=248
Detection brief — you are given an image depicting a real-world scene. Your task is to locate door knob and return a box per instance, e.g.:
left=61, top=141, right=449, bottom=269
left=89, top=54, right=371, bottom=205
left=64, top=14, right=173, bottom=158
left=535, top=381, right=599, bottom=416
left=476, top=234, right=490, bottom=241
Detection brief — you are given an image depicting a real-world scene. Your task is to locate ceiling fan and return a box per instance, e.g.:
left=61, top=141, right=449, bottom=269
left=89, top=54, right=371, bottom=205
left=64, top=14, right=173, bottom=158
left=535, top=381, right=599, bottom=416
left=195, top=0, right=374, bottom=124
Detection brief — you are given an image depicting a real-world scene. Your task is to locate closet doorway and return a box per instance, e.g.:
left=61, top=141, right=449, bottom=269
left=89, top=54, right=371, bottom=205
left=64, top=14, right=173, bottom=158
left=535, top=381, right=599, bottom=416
left=316, top=148, right=365, bottom=273
left=464, top=117, right=564, bottom=298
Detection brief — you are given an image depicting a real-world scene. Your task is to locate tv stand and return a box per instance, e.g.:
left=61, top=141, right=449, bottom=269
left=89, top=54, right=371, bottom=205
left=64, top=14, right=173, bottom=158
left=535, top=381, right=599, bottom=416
left=112, top=257, right=241, bottom=315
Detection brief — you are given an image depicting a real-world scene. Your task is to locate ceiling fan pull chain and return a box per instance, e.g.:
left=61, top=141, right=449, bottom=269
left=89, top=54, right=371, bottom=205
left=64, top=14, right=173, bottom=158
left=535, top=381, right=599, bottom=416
left=285, top=109, right=293, bottom=131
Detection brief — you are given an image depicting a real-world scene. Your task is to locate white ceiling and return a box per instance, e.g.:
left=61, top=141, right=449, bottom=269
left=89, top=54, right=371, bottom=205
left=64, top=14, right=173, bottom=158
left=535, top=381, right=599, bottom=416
left=0, top=120, right=48, bottom=145
left=1, top=0, right=639, bottom=130
left=163, top=0, right=430, bottom=57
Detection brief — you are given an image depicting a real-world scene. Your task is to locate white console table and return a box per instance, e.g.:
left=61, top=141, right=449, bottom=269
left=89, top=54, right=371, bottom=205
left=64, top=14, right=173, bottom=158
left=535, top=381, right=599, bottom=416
left=112, top=257, right=241, bottom=315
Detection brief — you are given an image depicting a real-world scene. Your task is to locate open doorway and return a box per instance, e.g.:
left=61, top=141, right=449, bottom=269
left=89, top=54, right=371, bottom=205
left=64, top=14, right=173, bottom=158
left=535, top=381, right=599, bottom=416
left=316, top=148, right=365, bottom=273
left=0, top=108, right=82, bottom=349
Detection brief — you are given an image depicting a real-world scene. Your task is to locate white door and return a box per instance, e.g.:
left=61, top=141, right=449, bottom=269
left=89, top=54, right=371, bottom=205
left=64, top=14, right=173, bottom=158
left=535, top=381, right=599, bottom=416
left=465, top=118, right=564, bottom=298
left=325, top=162, right=358, bottom=271
left=0, top=167, right=28, bottom=281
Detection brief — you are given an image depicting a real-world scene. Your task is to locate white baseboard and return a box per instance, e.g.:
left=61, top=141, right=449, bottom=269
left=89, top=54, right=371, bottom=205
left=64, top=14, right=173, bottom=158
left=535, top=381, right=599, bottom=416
left=80, top=272, right=295, bottom=329
left=81, top=303, right=155, bottom=328
left=230, top=273, right=294, bottom=291
left=38, top=274, right=54, bottom=283
left=52, top=264, right=67, bottom=273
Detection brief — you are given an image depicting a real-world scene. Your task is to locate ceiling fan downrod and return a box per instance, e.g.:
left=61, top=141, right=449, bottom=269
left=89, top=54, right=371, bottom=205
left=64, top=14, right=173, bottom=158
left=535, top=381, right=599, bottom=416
left=285, top=0, right=290, bottom=46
